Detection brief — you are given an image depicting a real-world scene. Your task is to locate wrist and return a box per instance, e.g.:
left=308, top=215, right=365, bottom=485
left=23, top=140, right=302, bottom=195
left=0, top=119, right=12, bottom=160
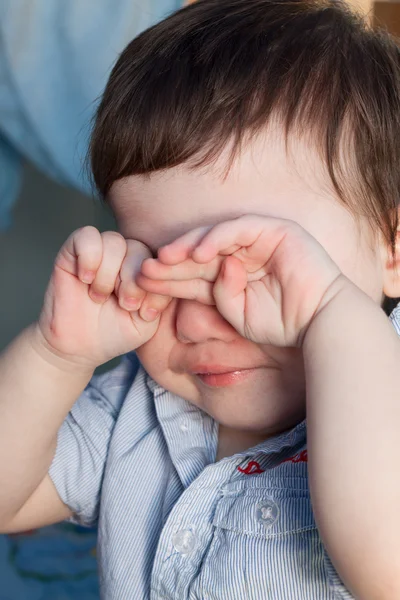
left=301, top=275, right=358, bottom=347
left=25, top=323, right=96, bottom=381
left=302, top=276, right=387, bottom=357
left=302, top=274, right=376, bottom=355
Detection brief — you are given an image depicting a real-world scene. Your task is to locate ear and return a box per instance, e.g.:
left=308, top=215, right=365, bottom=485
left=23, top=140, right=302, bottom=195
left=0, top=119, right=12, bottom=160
left=381, top=217, right=400, bottom=299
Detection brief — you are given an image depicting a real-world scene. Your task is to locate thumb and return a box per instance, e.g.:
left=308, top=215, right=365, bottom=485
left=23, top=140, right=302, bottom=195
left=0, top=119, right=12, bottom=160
left=213, top=256, right=247, bottom=334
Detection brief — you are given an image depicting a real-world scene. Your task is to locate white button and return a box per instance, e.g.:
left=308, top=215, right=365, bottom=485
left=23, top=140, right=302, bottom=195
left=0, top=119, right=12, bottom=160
left=180, top=422, right=189, bottom=432
left=172, top=528, right=197, bottom=554
left=256, top=498, right=279, bottom=528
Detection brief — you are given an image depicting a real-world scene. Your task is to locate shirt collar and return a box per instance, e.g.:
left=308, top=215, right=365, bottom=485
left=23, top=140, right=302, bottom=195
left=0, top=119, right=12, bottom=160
left=145, top=372, right=306, bottom=475
left=389, top=301, right=400, bottom=335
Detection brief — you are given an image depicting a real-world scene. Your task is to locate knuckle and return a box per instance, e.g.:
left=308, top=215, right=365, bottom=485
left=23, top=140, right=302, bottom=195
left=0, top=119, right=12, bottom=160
left=75, top=228, right=102, bottom=261
left=126, top=239, right=152, bottom=258
left=102, top=231, right=127, bottom=251
left=78, top=225, right=99, bottom=239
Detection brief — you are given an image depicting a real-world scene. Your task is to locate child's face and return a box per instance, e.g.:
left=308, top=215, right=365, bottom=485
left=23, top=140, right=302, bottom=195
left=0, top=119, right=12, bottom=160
left=109, top=133, right=387, bottom=437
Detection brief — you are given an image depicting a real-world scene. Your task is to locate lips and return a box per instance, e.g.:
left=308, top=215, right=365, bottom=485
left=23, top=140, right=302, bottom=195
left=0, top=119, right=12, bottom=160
left=171, top=344, right=268, bottom=388
left=192, top=364, right=248, bottom=375
left=193, top=367, right=258, bottom=387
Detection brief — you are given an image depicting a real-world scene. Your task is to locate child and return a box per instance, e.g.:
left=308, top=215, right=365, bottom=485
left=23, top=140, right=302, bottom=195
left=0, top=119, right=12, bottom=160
left=1, top=0, right=400, bottom=597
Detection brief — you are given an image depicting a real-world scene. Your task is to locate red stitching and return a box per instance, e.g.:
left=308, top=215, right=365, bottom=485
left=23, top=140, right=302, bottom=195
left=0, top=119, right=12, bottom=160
left=281, top=449, right=308, bottom=464
left=237, top=460, right=264, bottom=475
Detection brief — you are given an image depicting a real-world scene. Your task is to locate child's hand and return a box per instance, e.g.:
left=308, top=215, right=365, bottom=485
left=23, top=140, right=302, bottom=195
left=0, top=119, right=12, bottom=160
left=37, top=226, right=170, bottom=369
left=138, top=215, right=345, bottom=347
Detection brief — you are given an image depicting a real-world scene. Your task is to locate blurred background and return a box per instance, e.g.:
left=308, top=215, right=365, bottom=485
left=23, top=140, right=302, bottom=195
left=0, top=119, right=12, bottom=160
left=0, top=167, right=113, bottom=600
left=0, top=0, right=399, bottom=598
left=0, top=1, right=182, bottom=597
left=0, top=164, right=115, bottom=353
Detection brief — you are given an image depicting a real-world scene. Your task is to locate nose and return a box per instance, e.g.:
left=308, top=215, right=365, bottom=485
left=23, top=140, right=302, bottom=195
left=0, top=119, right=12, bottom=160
left=175, top=300, right=239, bottom=344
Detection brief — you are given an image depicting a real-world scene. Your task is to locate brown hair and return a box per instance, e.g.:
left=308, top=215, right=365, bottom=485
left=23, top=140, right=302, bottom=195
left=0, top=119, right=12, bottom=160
left=90, top=0, right=400, bottom=308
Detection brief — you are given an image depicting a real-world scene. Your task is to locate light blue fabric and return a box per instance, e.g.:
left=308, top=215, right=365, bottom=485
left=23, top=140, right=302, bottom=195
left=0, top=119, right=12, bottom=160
left=0, top=0, right=183, bottom=229
left=48, top=306, right=400, bottom=599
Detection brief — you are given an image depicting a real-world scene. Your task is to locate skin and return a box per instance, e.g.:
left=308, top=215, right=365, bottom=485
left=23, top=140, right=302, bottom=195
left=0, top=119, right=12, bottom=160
left=0, top=131, right=399, bottom=598
left=109, top=133, right=389, bottom=455
left=109, top=134, right=400, bottom=596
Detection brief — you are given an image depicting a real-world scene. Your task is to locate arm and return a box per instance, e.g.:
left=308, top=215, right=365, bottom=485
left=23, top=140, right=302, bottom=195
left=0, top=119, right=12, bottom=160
left=0, top=227, right=169, bottom=532
left=137, top=214, right=400, bottom=598
left=304, top=282, right=400, bottom=599
left=0, top=325, right=89, bottom=530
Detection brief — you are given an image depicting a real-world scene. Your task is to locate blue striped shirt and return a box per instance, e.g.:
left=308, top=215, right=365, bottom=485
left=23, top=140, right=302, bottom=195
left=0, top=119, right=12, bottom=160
left=49, top=304, right=400, bottom=599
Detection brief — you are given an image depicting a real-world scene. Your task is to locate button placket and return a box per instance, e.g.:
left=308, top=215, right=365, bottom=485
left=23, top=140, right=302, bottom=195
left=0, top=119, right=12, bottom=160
left=152, top=463, right=236, bottom=599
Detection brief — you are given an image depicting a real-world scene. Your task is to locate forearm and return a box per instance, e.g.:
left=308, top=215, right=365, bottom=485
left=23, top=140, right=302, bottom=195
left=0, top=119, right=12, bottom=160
left=304, top=281, right=400, bottom=599
left=0, top=324, right=93, bottom=525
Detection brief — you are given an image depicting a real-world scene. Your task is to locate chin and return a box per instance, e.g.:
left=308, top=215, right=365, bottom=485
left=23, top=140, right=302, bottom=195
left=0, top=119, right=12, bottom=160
left=141, top=362, right=305, bottom=435
left=201, top=396, right=305, bottom=436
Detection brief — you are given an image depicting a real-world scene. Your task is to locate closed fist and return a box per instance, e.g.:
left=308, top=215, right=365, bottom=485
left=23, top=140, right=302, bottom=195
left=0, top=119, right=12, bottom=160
left=38, top=226, right=171, bottom=369
left=138, top=215, right=345, bottom=347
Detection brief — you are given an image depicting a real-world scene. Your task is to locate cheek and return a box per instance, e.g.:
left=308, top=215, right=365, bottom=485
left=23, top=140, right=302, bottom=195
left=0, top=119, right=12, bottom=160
left=135, top=305, right=177, bottom=373
left=319, top=224, right=383, bottom=302
left=337, top=247, right=383, bottom=302
left=305, top=208, right=384, bottom=301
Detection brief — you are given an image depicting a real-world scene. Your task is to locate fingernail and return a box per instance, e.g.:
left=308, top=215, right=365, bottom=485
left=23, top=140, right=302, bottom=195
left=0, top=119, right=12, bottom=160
left=142, top=308, right=159, bottom=322
left=81, top=270, right=95, bottom=284
left=122, top=297, right=141, bottom=311
left=90, top=291, right=108, bottom=304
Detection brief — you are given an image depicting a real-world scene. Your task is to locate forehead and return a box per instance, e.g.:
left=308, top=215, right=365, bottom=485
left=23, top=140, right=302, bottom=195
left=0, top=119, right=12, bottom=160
left=109, top=133, right=349, bottom=253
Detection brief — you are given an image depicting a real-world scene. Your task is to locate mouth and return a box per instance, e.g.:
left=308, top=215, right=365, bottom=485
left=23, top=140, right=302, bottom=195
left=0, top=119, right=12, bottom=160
left=193, top=367, right=258, bottom=388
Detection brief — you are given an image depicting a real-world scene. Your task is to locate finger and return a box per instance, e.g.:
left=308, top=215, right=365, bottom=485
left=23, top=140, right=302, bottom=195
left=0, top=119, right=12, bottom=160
left=192, top=215, right=286, bottom=263
left=139, top=293, right=172, bottom=322
left=157, top=226, right=210, bottom=265
left=136, top=273, right=215, bottom=305
left=141, top=255, right=223, bottom=282
left=118, top=239, right=153, bottom=311
left=89, top=232, right=127, bottom=303
left=213, top=256, right=247, bottom=333
left=56, top=226, right=103, bottom=283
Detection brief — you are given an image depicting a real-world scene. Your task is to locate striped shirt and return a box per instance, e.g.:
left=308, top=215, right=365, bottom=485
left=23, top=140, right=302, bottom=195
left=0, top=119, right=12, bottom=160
left=49, top=304, right=400, bottom=599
